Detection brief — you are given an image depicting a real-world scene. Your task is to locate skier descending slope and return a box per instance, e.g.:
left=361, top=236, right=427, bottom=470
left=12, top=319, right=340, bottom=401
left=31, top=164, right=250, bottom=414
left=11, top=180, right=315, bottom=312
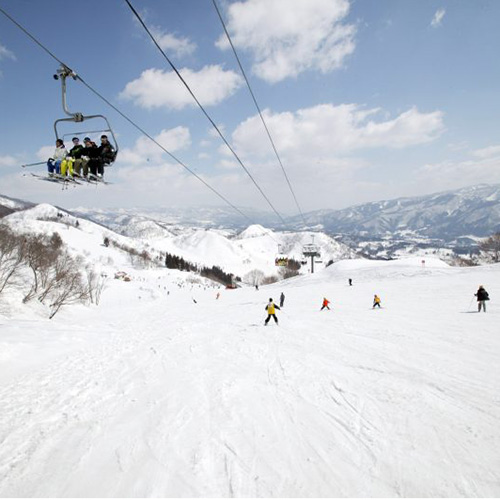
left=320, top=297, right=331, bottom=310
left=264, top=298, right=280, bottom=326
left=475, top=285, right=490, bottom=312
left=373, top=294, right=382, bottom=309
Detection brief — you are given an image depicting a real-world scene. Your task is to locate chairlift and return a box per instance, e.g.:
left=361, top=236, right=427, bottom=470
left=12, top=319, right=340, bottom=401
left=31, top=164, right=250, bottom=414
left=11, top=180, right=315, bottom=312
left=53, top=64, right=119, bottom=163
left=22, top=65, right=119, bottom=187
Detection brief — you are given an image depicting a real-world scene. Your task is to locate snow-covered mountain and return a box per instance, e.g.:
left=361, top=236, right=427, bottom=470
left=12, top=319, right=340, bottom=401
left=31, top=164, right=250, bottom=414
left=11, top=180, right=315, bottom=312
left=3, top=183, right=500, bottom=265
left=73, top=205, right=280, bottom=232
left=0, top=194, right=34, bottom=217
left=1, top=203, right=357, bottom=281
left=289, top=184, right=500, bottom=239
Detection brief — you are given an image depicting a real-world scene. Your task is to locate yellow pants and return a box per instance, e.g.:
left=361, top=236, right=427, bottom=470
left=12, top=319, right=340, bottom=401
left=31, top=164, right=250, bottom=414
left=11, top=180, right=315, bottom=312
left=60, top=159, right=74, bottom=176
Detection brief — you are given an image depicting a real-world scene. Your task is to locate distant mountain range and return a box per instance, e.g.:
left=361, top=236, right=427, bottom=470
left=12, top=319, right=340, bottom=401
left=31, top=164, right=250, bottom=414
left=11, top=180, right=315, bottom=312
left=288, top=184, right=500, bottom=240
left=2, top=184, right=500, bottom=261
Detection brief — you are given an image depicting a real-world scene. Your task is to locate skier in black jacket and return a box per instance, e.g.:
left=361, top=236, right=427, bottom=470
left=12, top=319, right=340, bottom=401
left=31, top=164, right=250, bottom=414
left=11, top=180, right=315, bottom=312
left=475, top=286, right=489, bottom=312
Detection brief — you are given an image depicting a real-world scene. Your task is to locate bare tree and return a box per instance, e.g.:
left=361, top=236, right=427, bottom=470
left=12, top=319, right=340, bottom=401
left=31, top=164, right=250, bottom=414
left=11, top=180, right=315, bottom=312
left=279, top=267, right=300, bottom=280
left=480, top=232, right=500, bottom=262
left=243, top=269, right=265, bottom=287
left=22, top=234, right=53, bottom=303
left=0, top=225, right=25, bottom=295
left=86, top=268, right=107, bottom=305
left=38, top=251, right=76, bottom=304
left=49, top=268, right=89, bottom=319
left=262, top=275, right=279, bottom=285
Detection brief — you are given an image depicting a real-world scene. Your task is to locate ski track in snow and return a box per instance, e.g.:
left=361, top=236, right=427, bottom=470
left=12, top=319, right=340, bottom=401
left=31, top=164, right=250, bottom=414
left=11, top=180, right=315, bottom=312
left=0, top=261, right=499, bottom=496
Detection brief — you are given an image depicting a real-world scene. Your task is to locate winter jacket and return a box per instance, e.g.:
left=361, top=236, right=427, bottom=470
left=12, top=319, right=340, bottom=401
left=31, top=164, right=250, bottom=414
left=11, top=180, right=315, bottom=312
left=475, top=288, right=489, bottom=301
left=265, top=302, right=280, bottom=314
left=373, top=295, right=381, bottom=304
left=69, top=144, right=85, bottom=159
left=52, top=145, right=68, bottom=161
left=81, top=142, right=99, bottom=159
left=322, top=298, right=330, bottom=306
left=98, top=142, right=116, bottom=164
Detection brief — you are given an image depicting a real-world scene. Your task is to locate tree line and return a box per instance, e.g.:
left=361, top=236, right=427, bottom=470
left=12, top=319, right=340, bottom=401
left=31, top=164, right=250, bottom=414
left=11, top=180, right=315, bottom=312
left=164, top=252, right=238, bottom=286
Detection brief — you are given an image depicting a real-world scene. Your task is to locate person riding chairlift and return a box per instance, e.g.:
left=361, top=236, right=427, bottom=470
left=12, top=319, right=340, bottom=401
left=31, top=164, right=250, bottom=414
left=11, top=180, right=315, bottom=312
left=47, top=139, right=67, bottom=176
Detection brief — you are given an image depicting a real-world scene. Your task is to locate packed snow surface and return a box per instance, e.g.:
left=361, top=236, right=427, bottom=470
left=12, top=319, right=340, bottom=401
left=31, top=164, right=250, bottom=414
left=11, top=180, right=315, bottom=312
left=1, top=258, right=499, bottom=497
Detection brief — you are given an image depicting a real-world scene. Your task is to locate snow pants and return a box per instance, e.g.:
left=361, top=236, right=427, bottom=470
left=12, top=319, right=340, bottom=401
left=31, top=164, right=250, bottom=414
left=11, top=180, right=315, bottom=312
left=47, top=159, right=61, bottom=174
left=320, top=304, right=330, bottom=310
left=265, top=314, right=278, bottom=325
left=478, top=300, right=487, bottom=312
left=60, top=158, right=74, bottom=176
left=73, top=158, right=89, bottom=176
left=88, top=158, right=104, bottom=176
left=373, top=302, right=381, bottom=308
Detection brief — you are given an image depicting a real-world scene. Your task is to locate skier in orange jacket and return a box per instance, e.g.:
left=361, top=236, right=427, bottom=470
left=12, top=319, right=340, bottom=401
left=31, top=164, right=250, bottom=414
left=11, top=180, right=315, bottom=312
left=320, top=297, right=330, bottom=310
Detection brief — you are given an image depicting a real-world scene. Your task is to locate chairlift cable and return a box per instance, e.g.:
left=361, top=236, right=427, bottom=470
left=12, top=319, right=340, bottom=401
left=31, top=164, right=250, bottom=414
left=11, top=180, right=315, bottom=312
left=212, top=0, right=306, bottom=226
left=124, top=0, right=287, bottom=226
left=0, top=5, right=264, bottom=228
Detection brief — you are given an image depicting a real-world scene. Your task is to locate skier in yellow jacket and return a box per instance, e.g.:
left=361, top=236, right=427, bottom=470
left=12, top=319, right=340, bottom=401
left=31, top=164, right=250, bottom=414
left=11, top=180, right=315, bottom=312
left=264, top=298, right=280, bottom=325
left=373, top=294, right=381, bottom=308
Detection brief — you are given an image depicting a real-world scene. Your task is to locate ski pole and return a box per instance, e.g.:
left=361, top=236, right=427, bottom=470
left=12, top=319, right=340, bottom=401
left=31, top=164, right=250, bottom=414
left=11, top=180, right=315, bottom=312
left=22, top=161, right=46, bottom=168
left=468, top=296, right=475, bottom=310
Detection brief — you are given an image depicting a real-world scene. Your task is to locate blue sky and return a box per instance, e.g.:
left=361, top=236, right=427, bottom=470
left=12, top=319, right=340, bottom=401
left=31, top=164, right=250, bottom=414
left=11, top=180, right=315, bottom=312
left=1, top=0, right=499, bottom=216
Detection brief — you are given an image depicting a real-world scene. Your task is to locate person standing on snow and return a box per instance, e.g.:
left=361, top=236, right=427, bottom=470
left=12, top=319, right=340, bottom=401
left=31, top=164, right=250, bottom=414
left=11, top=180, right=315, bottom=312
left=280, top=292, right=285, bottom=308
left=475, top=286, right=489, bottom=312
left=264, top=298, right=280, bottom=325
left=348, top=278, right=353, bottom=286
left=320, top=297, right=330, bottom=310
left=373, top=294, right=381, bottom=308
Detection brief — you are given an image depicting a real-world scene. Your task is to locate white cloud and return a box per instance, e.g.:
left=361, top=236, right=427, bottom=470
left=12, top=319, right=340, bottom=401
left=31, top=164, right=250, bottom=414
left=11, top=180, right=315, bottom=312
left=150, top=27, right=196, bottom=57
left=231, top=104, right=445, bottom=160
left=217, top=159, right=239, bottom=170
left=120, top=126, right=191, bottom=165
left=120, top=65, right=242, bottom=110
left=0, top=155, right=17, bottom=167
left=215, top=0, right=356, bottom=83
left=198, top=152, right=210, bottom=160
left=472, top=144, right=500, bottom=159
left=431, top=8, right=446, bottom=28
left=208, top=124, right=226, bottom=139
left=36, top=145, right=55, bottom=161
left=416, top=155, right=500, bottom=192
left=0, top=43, right=16, bottom=61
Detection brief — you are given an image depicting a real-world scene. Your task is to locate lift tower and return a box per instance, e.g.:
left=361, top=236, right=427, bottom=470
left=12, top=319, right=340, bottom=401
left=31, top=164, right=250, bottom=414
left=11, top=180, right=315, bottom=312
left=302, top=236, right=321, bottom=274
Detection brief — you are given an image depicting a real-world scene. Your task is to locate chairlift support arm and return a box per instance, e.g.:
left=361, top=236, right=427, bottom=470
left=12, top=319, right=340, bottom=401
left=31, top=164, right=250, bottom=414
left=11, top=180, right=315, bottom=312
left=54, top=64, right=83, bottom=121
left=53, top=65, right=119, bottom=155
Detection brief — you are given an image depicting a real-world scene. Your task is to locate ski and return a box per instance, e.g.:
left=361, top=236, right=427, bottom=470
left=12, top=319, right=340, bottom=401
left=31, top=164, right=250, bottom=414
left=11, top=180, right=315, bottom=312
left=87, top=174, right=112, bottom=185
left=29, top=172, right=82, bottom=186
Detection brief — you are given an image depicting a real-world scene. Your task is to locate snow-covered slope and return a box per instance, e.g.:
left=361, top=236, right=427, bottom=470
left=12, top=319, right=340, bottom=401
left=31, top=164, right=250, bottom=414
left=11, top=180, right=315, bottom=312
left=2, top=202, right=358, bottom=288
left=3, top=203, right=153, bottom=272
left=0, top=257, right=498, bottom=496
